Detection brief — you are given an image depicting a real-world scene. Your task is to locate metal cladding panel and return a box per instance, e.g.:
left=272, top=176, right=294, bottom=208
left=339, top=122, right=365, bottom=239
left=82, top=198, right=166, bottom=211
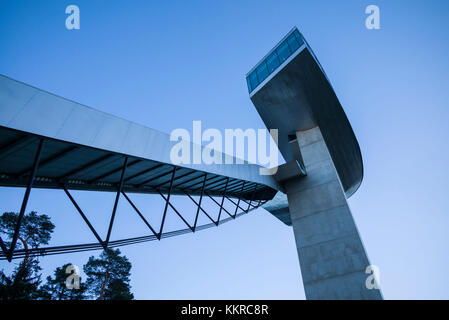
left=0, top=75, right=280, bottom=200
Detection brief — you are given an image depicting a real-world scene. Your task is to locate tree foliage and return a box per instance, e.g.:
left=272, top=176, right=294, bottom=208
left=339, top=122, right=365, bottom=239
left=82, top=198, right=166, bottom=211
left=38, top=263, right=87, bottom=300
left=0, top=211, right=54, bottom=300
left=0, top=257, right=41, bottom=300
left=0, top=211, right=134, bottom=300
left=0, top=211, right=55, bottom=250
left=84, top=248, right=134, bottom=300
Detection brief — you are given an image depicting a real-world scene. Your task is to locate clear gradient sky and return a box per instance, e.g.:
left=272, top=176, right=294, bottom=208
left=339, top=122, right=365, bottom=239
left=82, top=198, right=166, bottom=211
left=1, top=0, right=449, bottom=299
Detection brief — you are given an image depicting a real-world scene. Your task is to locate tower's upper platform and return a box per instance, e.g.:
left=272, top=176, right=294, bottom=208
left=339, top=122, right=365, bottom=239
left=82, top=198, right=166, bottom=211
left=247, top=27, right=363, bottom=197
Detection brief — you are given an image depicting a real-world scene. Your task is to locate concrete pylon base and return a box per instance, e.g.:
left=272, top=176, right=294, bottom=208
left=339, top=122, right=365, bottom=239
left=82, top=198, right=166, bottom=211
left=285, top=127, right=382, bottom=300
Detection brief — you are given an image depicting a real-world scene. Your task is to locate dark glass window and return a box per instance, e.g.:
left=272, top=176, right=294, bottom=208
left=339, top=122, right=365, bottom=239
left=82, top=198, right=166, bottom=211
left=247, top=77, right=253, bottom=92
left=287, top=33, right=300, bottom=52
left=256, top=62, right=269, bottom=83
left=249, top=71, right=259, bottom=90
left=294, top=30, right=304, bottom=47
left=276, top=41, right=291, bottom=63
left=266, top=52, right=280, bottom=73
left=247, top=29, right=304, bottom=93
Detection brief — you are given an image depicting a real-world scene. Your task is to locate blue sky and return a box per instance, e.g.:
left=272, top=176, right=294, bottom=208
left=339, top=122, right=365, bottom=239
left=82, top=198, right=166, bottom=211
left=1, top=0, right=449, bottom=299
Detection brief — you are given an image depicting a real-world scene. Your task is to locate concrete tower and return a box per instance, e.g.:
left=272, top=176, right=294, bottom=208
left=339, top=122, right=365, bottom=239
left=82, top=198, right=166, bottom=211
left=247, top=27, right=382, bottom=300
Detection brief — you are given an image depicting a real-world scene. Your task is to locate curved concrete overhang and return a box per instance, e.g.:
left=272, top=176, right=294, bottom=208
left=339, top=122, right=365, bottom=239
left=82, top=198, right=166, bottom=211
left=248, top=29, right=363, bottom=197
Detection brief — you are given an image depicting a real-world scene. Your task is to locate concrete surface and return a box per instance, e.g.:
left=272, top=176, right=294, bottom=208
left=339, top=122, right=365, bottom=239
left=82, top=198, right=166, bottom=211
left=285, top=127, right=382, bottom=299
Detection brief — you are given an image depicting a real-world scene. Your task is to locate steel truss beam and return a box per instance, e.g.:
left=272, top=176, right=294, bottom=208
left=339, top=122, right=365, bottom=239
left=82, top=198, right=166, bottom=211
left=1, top=175, right=267, bottom=261
left=1, top=193, right=265, bottom=260
left=183, top=191, right=216, bottom=226
left=158, top=167, right=177, bottom=238
left=16, top=146, right=78, bottom=178
left=241, top=199, right=259, bottom=210
left=0, top=139, right=45, bottom=262
left=246, top=185, right=258, bottom=213
left=217, top=177, right=229, bottom=224
left=203, top=176, right=229, bottom=191
left=215, top=179, right=241, bottom=192
left=226, top=196, right=248, bottom=213
left=226, top=181, right=257, bottom=194
left=63, top=186, right=105, bottom=248
left=0, top=135, right=36, bottom=159
left=57, top=154, right=116, bottom=181
left=136, top=168, right=174, bottom=188
left=193, top=173, right=207, bottom=230
left=189, top=174, right=221, bottom=191
left=173, top=173, right=206, bottom=188
left=124, top=163, right=165, bottom=183
left=89, top=158, right=140, bottom=184
left=156, top=189, right=193, bottom=232
left=0, top=140, right=271, bottom=261
left=105, top=157, right=129, bottom=245
left=122, top=192, right=158, bottom=237
left=205, top=192, right=234, bottom=220
left=233, top=182, right=246, bottom=218
left=153, top=170, right=196, bottom=189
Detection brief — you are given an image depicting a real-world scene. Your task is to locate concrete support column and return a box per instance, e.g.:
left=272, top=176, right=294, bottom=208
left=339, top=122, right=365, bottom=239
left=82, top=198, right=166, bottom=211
left=285, top=127, right=382, bottom=300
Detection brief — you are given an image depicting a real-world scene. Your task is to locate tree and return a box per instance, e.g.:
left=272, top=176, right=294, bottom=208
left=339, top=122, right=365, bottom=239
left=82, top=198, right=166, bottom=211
left=103, top=278, right=134, bottom=300
left=0, top=257, right=41, bottom=300
left=0, top=211, right=55, bottom=300
left=38, top=263, right=87, bottom=300
left=0, top=211, right=55, bottom=256
left=83, top=248, right=133, bottom=300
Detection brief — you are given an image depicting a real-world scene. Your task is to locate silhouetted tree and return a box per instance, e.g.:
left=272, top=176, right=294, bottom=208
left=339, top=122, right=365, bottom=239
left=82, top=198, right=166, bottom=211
left=0, top=257, right=41, bottom=300
left=83, top=248, right=133, bottom=300
left=0, top=211, right=54, bottom=300
left=38, top=263, right=87, bottom=300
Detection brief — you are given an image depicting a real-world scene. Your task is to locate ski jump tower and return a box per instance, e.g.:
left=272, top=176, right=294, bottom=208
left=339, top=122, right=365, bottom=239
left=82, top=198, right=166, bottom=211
left=0, top=27, right=381, bottom=299
left=246, top=27, right=382, bottom=299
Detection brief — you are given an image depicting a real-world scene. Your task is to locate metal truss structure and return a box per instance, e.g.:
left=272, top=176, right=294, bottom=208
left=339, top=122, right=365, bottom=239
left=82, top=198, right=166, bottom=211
left=0, top=75, right=278, bottom=263
left=0, top=137, right=268, bottom=261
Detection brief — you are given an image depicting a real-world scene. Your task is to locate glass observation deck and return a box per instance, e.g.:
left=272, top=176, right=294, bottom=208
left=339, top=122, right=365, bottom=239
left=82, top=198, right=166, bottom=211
left=246, top=28, right=304, bottom=94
